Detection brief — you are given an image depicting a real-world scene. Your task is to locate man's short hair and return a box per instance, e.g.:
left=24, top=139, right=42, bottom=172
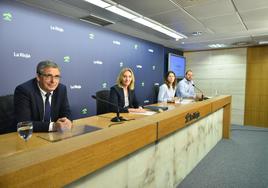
left=185, top=69, right=192, bottom=75
left=36, top=60, right=60, bottom=75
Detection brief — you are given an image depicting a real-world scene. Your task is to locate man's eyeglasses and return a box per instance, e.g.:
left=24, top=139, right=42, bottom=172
left=39, top=73, right=61, bottom=80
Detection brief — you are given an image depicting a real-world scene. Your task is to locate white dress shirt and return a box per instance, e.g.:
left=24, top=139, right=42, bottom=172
left=176, top=78, right=196, bottom=98
left=37, top=84, right=55, bottom=131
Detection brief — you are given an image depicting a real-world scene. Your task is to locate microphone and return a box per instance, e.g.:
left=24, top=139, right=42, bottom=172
left=91, top=95, right=126, bottom=122
left=192, top=84, right=204, bottom=101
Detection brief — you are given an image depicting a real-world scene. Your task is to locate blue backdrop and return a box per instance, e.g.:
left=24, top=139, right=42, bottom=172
left=0, top=0, right=183, bottom=119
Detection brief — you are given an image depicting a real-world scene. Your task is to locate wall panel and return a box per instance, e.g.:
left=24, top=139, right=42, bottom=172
left=245, top=46, right=268, bottom=127
left=184, top=48, right=247, bottom=125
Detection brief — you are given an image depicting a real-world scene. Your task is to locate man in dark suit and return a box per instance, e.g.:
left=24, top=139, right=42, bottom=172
left=14, top=60, right=72, bottom=132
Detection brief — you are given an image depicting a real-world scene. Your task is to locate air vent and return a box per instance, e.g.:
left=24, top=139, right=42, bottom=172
left=80, top=14, right=114, bottom=26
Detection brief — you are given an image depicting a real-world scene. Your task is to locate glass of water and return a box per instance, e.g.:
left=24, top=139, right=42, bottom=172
left=17, top=121, right=33, bottom=142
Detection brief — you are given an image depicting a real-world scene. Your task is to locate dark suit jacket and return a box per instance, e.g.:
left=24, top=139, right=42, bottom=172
left=109, top=85, right=139, bottom=113
left=14, top=78, right=71, bottom=132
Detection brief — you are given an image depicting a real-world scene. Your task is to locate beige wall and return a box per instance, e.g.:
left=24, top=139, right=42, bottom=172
left=184, top=48, right=247, bottom=125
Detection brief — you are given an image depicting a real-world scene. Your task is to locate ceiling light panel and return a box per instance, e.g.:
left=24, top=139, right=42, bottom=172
left=84, top=0, right=111, bottom=8
left=84, top=0, right=187, bottom=40
left=106, top=5, right=138, bottom=19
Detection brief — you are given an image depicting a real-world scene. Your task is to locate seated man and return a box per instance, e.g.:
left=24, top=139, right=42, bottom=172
left=176, top=69, right=202, bottom=100
left=14, top=60, right=72, bottom=132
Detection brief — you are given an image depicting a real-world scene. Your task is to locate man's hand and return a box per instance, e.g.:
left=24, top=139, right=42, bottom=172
left=54, top=117, right=72, bottom=132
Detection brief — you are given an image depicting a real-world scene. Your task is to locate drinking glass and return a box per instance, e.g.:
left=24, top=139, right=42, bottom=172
left=17, top=121, right=33, bottom=142
left=214, top=89, right=218, bottom=96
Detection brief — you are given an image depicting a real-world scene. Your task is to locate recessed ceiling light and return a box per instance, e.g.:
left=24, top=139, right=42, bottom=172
left=258, top=41, right=268, bottom=45
left=232, top=41, right=251, bottom=46
left=192, top=31, right=202, bottom=36
left=208, top=44, right=226, bottom=48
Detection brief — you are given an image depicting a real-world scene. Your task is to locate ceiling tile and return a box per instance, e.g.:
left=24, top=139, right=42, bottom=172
left=233, top=0, right=268, bottom=12
left=183, top=33, right=251, bottom=44
left=241, top=8, right=268, bottom=30
left=113, top=0, right=178, bottom=17
left=173, top=0, right=215, bottom=8
left=168, top=20, right=208, bottom=35
left=150, top=9, right=190, bottom=25
left=185, top=0, right=235, bottom=19
left=201, top=13, right=246, bottom=33
left=150, top=9, right=208, bottom=35
left=252, top=35, right=268, bottom=41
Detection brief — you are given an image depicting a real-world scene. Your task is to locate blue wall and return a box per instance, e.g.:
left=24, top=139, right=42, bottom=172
left=0, top=0, right=182, bottom=119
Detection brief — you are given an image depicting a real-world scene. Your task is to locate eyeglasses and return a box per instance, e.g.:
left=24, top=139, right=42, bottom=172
left=39, top=73, right=61, bottom=80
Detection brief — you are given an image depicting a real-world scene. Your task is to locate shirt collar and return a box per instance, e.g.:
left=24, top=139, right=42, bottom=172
left=184, top=78, right=193, bottom=84
left=37, top=83, right=54, bottom=97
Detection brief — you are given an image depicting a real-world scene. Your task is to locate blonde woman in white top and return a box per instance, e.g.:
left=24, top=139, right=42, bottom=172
left=158, top=71, right=177, bottom=102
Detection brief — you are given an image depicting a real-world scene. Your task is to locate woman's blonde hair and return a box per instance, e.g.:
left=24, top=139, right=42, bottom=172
left=116, top=68, right=135, bottom=90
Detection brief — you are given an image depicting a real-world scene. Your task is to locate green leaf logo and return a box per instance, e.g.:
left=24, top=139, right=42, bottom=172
left=3, top=12, right=12, bottom=21
left=89, top=33, right=95, bottom=39
left=63, top=56, right=70, bottom=63
left=102, top=82, right=107, bottom=89
left=81, top=108, right=88, bottom=115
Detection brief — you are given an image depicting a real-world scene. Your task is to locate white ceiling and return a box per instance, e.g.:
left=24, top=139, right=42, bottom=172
left=18, top=0, right=268, bottom=51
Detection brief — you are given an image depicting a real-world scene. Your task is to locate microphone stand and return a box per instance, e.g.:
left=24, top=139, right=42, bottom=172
left=192, top=84, right=204, bottom=101
left=91, top=95, right=126, bottom=122
left=112, top=108, right=126, bottom=122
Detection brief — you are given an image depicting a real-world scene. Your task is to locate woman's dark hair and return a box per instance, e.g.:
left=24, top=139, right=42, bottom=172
left=164, top=71, right=177, bottom=89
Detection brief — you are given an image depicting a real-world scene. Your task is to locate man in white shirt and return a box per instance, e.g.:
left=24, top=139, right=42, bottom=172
left=176, top=70, right=201, bottom=99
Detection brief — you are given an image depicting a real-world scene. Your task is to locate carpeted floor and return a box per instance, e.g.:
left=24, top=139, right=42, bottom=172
left=177, top=125, right=268, bottom=188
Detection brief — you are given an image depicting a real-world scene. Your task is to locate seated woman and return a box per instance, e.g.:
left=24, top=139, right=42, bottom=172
left=158, top=71, right=177, bottom=102
left=109, top=68, right=145, bottom=113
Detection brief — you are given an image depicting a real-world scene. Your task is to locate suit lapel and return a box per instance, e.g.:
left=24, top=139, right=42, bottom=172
left=51, top=90, right=57, bottom=121
left=119, top=87, right=125, bottom=105
left=128, top=88, right=132, bottom=107
left=33, top=80, right=44, bottom=120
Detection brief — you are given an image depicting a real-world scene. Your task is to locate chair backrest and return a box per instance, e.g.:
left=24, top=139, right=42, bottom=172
left=153, top=84, right=160, bottom=103
left=96, top=90, right=110, bottom=115
left=0, top=94, right=16, bottom=134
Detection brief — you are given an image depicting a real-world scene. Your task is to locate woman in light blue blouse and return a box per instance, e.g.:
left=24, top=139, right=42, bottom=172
left=158, top=71, right=177, bottom=102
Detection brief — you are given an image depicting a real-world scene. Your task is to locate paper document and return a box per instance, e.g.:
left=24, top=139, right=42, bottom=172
left=175, top=99, right=195, bottom=104
left=130, top=111, right=156, bottom=116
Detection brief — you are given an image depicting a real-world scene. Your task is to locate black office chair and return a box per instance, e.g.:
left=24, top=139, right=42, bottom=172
left=96, top=90, right=110, bottom=115
left=0, top=94, right=16, bottom=134
left=153, top=84, right=160, bottom=103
